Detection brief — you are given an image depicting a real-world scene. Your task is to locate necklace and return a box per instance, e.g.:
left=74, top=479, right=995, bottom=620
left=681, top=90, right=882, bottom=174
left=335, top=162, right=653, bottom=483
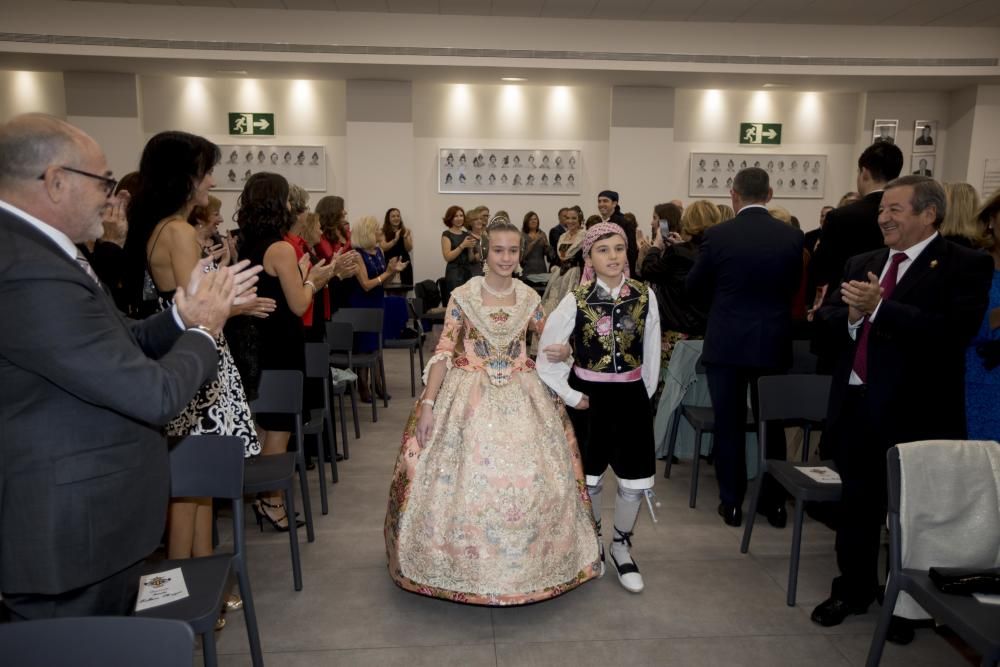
left=481, top=278, right=515, bottom=298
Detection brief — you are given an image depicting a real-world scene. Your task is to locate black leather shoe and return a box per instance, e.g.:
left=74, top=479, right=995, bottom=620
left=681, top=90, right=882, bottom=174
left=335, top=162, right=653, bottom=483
left=717, top=503, right=742, bottom=527
left=810, top=597, right=870, bottom=627
left=886, top=615, right=916, bottom=645
left=765, top=505, right=787, bottom=529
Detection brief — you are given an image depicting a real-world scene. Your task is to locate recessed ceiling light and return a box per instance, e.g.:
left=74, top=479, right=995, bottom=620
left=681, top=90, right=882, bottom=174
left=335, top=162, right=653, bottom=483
left=762, top=83, right=788, bottom=88
left=216, top=70, right=248, bottom=76
left=501, top=77, right=526, bottom=82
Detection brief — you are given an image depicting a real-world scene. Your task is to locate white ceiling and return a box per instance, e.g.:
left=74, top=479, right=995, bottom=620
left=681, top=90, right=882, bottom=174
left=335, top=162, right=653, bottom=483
left=72, top=0, right=1000, bottom=27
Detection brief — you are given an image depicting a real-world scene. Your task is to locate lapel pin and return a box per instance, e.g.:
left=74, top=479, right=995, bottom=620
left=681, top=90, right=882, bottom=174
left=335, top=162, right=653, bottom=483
left=930, top=260, right=939, bottom=269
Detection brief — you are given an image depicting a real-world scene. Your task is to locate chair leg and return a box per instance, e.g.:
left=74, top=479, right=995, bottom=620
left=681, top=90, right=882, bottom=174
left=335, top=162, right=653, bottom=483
left=295, top=445, right=315, bottom=543
left=664, top=409, right=682, bottom=479
left=235, top=562, right=264, bottom=667
left=338, top=394, right=350, bottom=459
left=689, top=429, right=703, bottom=508
left=349, top=381, right=361, bottom=439
left=740, top=469, right=763, bottom=553
left=201, top=631, right=218, bottom=667
left=865, top=576, right=902, bottom=667
left=380, top=355, right=389, bottom=409
left=417, top=339, right=425, bottom=383
left=408, top=347, right=416, bottom=397
left=284, top=488, right=303, bottom=591
left=314, top=432, right=328, bottom=516
left=787, top=499, right=805, bottom=607
left=325, top=403, right=339, bottom=485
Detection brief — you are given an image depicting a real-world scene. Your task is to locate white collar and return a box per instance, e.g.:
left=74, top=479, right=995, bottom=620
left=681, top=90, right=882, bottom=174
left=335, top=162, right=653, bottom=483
left=595, top=274, right=627, bottom=298
left=890, top=232, right=938, bottom=263
left=738, top=204, right=768, bottom=213
left=0, top=198, right=79, bottom=260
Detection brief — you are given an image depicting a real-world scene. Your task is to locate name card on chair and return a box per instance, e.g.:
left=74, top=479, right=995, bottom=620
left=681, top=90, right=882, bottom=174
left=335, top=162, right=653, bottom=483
left=135, top=567, right=190, bottom=611
left=796, top=466, right=841, bottom=484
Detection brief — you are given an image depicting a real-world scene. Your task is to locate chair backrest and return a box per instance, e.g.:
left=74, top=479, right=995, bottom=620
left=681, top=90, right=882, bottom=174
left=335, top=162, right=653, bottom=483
left=414, top=279, right=440, bottom=309
left=168, top=435, right=245, bottom=500
left=304, top=342, right=329, bottom=379
left=0, top=616, right=195, bottom=667
left=888, top=440, right=1000, bottom=574
left=757, top=374, right=831, bottom=423
left=410, top=296, right=424, bottom=318
left=249, top=369, right=304, bottom=416
left=331, top=307, right=383, bottom=336
left=326, top=320, right=354, bottom=353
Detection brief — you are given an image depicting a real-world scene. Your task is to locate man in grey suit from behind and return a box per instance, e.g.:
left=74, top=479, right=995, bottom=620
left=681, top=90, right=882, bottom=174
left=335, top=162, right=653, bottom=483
left=0, top=114, right=256, bottom=620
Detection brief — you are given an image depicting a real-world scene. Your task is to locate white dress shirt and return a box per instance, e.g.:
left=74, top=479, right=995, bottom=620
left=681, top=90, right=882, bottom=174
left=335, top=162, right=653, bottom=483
left=537, top=274, right=661, bottom=407
left=0, top=198, right=215, bottom=345
left=846, top=232, right=938, bottom=384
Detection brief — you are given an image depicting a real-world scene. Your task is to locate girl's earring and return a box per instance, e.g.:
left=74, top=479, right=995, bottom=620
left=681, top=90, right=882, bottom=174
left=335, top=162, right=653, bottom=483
left=482, top=260, right=489, bottom=276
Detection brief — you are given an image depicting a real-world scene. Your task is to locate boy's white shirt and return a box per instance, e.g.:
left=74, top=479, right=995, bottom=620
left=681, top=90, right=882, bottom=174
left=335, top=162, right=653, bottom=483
left=536, top=273, right=661, bottom=408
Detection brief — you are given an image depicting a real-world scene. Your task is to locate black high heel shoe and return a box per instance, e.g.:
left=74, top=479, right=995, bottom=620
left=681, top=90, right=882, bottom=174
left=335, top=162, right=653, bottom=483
left=252, top=499, right=304, bottom=532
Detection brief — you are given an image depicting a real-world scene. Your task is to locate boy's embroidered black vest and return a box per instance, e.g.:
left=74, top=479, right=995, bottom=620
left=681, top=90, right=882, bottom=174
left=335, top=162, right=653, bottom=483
left=572, top=278, right=649, bottom=375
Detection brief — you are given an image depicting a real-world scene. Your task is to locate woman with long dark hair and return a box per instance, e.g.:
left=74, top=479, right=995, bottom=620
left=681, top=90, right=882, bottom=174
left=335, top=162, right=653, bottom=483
left=238, top=172, right=339, bottom=530
left=380, top=207, right=413, bottom=287
left=125, top=132, right=267, bottom=596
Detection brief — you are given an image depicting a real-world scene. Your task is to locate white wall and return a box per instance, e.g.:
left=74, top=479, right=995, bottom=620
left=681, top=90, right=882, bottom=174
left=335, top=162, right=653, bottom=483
left=860, top=91, right=951, bottom=182
left=672, top=89, right=861, bottom=230
left=966, top=85, right=1000, bottom=196
left=137, top=75, right=348, bottom=228
left=0, top=70, right=65, bottom=119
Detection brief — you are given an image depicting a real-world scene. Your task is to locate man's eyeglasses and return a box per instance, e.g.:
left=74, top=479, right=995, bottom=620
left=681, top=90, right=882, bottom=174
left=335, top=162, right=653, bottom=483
left=38, top=166, right=118, bottom=197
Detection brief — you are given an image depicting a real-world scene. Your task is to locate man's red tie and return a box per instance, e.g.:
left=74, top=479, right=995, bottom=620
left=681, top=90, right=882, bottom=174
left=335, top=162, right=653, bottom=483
left=852, top=252, right=908, bottom=384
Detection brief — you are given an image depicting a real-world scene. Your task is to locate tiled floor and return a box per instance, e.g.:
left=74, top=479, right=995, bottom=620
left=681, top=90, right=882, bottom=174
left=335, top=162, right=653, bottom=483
left=213, top=349, right=971, bottom=666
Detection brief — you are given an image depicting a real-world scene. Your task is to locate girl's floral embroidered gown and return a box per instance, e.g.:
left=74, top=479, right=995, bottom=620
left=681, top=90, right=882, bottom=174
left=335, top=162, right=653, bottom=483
left=385, top=277, right=600, bottom=605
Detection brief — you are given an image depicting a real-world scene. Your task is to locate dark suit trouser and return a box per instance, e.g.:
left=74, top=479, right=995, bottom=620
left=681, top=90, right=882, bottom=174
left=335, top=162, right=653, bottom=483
left=705, top=364, right=787, bottom=509
left=2, top=559, right=144, bottom=621
left=830, top=385, right=888, bottom=606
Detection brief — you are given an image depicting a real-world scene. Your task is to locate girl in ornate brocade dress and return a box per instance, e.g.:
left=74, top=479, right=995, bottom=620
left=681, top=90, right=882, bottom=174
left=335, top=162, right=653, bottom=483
left=384, top=215, right=601, bottom=606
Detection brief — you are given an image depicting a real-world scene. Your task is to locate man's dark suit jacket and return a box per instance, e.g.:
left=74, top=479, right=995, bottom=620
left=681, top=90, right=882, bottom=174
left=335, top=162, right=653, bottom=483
left=686, top=206, right=804, bottom=368
left=803, top=228, right=822, bottom=256
left=815, top=236, right=993, bottom=447
left=809, top=191, right=885, bottom=290
left=0, top=208, right=218, bottom=596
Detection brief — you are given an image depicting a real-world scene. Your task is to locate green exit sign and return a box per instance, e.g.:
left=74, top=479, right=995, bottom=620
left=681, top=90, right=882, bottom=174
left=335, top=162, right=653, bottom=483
left=229, top=112, right=274, bottom=136
left=739, top=122, right=781, bottom=145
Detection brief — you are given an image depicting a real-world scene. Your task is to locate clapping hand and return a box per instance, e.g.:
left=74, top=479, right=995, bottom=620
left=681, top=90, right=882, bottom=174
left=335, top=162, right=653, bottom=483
left=237, top=296, right=277, bottom=319
left=333, top=250, right=360, bottom=280
left=575, top=394, right=590, bottom=410
left=841, top=272, right=882, bottom=323
left=101, top=191, right=129, bottom=247
left=389, top=257, right=409, bottom=274
left=176, top=259, right=239, bottom=336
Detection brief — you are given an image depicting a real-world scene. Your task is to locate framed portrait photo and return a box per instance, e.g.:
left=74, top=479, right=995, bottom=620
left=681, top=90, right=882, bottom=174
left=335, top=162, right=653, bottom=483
left=689, top=152, right=827, bottom=199
left=872, top=119, right=898, bottom=146
left=438, top=148, right=580, bottom=195
left=913, top=120, right=937, bottom=154
left=216, top=144, right=326, bottom=191
left=910, top=154, right=935, bottom=178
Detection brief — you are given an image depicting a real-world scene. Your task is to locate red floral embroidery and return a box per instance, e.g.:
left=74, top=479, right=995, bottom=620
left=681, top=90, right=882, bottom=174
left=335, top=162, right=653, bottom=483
left=454, top=357, right=470, bottom=367
left=619, top=283, right=631, bottom=299
left=525, top=358, right=536, bottom=369
left=489, top=310, right=511, bottom=324
left=595, top=315, right=612, bottom=336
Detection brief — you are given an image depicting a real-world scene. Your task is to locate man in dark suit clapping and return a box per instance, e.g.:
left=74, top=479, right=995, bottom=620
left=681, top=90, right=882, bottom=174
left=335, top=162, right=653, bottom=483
left=0, top=114, right=259, bottom=620
left=686, top=168, right=804, bottom=527
left=810, top=176, right=993, bottom=640
left=809, top=142, right=903, bottom=373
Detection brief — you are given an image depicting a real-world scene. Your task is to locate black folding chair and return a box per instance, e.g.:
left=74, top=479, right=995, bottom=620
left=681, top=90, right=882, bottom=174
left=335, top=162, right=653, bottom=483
left=663, top=356, right=755, bottom=509
left=0, top=616, right=195, bottom=667
left=331, top=308, right=387, bottom=422
left=327, top=320, right=361, bottom=445
left=304, top=342, right=339, bottom=515
left=867, top=443, right=1000, bottom=667
left=136, top=435, right=263, bottom=667
left=740, top=374, right=835, bottom=607
left=245, top=369, right=312, bottom=592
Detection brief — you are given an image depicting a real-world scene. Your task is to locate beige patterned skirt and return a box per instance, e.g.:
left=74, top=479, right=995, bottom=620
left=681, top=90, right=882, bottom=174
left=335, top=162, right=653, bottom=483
left=385, top=367, right=601, bottom=605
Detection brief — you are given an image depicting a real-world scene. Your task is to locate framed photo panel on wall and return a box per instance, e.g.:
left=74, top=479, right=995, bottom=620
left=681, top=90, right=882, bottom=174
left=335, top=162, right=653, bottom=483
left=872, top=119, right=898, bottom=146
left=912, top=120, right=937, bottom=154
left=215, top=145, right=327, bottom=191
left=438, top=148, right=581, bottom=195
left=910, top=154, right=935, bottom=177
left=688, top=153, right=827, bottom=199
